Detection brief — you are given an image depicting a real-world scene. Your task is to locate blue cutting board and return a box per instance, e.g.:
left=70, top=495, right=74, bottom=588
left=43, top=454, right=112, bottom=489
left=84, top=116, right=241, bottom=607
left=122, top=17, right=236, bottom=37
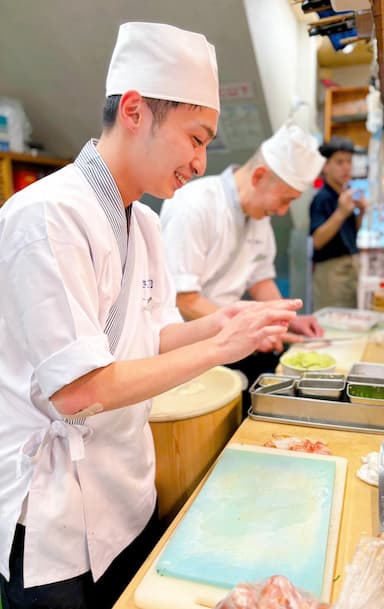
left=156, top=445, right=336, bottom=597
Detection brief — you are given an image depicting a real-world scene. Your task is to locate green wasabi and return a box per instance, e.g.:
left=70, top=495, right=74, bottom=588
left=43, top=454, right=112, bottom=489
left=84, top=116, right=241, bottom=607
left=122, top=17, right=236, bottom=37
left=349, top=384, right=384, bottom=400
left=281, top=351, right=336, bottom=371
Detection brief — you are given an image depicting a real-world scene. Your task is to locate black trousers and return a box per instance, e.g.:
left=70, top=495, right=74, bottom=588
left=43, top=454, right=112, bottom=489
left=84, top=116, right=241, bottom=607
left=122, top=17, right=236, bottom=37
left=0, top=506, right=161, bottom=609
left=227, top=350, right=281, bottom=417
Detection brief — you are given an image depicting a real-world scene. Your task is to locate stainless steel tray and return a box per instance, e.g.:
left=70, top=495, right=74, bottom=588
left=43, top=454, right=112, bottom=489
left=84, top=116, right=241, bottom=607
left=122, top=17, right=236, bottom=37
left=249, top=379, right=384, bottom=433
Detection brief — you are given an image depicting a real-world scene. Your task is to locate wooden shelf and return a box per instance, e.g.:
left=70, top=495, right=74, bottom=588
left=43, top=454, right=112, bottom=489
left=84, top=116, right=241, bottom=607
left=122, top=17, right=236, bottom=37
left=331, top=113, right=367, bottom=124
left=324, top=86, right=370, bottom=148
left=0, top=151, right=70, bottom=206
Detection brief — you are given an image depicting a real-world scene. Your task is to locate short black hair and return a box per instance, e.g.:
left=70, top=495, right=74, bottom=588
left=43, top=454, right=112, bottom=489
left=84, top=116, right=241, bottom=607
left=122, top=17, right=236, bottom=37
left=102, top=95, right=121, bottom=128
left=102, top=95, right=182, bottom=129
left=319, top=136, right=355, bottom=159
left=143, top=98, right=181, bottom=124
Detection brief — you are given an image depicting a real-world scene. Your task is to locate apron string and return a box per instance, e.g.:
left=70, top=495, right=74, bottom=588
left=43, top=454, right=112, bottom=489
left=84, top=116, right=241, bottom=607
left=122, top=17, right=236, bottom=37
left=16, top=420, right=93, bottom=479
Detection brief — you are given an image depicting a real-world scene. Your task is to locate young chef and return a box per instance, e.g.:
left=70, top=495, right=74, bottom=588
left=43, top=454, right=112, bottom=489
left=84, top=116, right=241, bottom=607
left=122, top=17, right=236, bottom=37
left=0, top=21, right=302, bottom=609
left=160, top=122, right=326, bottom=409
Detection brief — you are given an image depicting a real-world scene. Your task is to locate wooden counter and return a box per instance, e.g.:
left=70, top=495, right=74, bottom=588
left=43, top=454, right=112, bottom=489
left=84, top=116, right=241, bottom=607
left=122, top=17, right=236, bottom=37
left=113, top=337, right=384, bottom=608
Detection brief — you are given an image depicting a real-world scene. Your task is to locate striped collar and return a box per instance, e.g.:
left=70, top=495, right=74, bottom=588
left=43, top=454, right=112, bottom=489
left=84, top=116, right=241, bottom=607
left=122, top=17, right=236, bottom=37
left=74, top=139, right=131, bottom=267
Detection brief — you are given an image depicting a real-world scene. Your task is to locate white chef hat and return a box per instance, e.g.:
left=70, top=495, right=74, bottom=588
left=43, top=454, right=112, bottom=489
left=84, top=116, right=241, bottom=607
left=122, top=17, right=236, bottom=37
left=261, top=122, right=325, bottom=191
left=106, top=22, right=220, bottom=112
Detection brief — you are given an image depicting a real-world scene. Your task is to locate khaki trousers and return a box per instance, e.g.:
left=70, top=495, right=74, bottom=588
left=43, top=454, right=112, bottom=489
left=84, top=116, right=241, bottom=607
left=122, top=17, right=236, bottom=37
left=312, top=254, right=359, bottom=311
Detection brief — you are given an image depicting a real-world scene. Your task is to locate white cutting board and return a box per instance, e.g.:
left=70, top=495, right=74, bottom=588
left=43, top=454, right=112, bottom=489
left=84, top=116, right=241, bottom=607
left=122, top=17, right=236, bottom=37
left=134, top=444, right=347, bottom=609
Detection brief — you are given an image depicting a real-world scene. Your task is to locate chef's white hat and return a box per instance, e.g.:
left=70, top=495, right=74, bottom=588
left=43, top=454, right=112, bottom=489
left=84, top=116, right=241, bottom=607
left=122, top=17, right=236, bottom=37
left=261, top=122, right=325, bottom=191
left=106, top=22, right=220, bottom=112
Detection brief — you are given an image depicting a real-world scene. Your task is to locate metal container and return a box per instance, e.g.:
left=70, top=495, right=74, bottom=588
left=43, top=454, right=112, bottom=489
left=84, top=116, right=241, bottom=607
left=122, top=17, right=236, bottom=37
left=257, top=373, right=294, bottom=386
left=297, top=378, right=345, bottom=401
left=303, top=372, right=345, bottom=382
left=347, top=362, right=384, bottom=385
left=347, top=382, right=384, bottom=407
left=248, top=379, right=384, bottom=433
left=254, top=374, right=297, bottom=396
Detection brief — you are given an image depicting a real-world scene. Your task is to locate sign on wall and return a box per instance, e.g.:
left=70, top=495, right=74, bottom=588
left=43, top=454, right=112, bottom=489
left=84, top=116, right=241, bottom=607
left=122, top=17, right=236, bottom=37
left=208, top=82, right=266, bottom=153
left=219, top=81, right=255, bottom=101
left=220, top=101, right=264, bottom=150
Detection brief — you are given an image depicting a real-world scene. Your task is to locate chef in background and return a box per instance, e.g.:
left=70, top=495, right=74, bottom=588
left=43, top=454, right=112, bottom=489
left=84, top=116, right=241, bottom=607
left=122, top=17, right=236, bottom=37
left=0, top=21, right=303, bottom=609
left=160, top=122, right=325, bottom=411
left=310, top=136, right=368, bottom=310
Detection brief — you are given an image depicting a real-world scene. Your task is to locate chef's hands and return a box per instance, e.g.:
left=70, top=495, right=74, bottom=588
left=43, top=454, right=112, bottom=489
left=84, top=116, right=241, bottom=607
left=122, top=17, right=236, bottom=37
left=274, top=316, right=324, bottom=350
left=251, top=314, right=324, bottom=352
left=214, top=303, right=323, bottom=354
left=288, top=314, right=324, bottom=338
left=211, top=298, right=302, bottom=364
left=213, top=299, right=293, bottom=327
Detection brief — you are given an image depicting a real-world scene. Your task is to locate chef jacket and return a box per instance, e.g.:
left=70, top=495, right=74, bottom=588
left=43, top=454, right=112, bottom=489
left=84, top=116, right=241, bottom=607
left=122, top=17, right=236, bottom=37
left=0, top=140, right=181, bottom=587
left=160, top=166, right=276, bottom=308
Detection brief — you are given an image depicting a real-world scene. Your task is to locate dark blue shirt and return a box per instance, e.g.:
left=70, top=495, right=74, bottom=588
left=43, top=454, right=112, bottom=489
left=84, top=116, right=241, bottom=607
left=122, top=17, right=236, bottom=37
left=309, top=182, right=358, bottom=263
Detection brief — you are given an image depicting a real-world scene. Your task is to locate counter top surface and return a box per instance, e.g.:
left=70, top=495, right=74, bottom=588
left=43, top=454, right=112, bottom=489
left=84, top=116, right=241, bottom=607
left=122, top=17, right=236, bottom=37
left=113, top=334, right=384, bottom=608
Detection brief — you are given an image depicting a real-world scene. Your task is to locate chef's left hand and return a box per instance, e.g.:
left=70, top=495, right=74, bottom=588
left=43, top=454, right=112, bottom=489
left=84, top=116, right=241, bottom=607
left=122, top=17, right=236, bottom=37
left=288, top=314, right=324, bottom=338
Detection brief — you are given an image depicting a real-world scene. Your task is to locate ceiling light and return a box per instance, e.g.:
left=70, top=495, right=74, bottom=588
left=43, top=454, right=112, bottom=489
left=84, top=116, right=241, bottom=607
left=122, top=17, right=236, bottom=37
left=342, top=42, right=356, bottom=54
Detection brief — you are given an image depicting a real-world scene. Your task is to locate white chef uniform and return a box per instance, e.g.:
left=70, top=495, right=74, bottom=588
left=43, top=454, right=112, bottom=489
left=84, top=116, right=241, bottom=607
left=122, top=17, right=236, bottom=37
left=0, top=140, right=181, bottom=587
left=160, top=166, right=276, bottom=308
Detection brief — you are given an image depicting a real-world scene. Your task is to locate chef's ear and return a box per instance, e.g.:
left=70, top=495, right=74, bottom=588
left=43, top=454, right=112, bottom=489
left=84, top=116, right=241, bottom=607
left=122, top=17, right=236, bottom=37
left=251, top=164, right=268, bottom=186
left=119, top=90, right=143, bottom=130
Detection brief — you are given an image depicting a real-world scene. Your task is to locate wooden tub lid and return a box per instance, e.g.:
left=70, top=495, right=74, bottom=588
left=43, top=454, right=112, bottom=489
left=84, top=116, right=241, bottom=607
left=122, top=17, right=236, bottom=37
left=149, top=366, right=242, bottom=422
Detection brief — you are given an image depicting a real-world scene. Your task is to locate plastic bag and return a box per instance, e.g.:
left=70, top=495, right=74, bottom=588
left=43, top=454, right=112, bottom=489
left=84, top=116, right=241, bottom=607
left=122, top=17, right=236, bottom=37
left=214, top=575, right=331, bottom=609
left=0, top=96, right=32, bottom=153
left=333, top=536, right=384, bottom=609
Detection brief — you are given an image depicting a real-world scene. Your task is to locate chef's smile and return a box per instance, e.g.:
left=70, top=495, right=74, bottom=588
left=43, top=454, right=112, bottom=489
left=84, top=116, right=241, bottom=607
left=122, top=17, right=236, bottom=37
left=175, top=171, right=188, bottom=188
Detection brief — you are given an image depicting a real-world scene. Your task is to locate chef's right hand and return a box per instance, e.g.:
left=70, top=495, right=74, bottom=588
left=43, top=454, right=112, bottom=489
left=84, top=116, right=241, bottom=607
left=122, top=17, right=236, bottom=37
left=212, top=299, right=302, bottom=365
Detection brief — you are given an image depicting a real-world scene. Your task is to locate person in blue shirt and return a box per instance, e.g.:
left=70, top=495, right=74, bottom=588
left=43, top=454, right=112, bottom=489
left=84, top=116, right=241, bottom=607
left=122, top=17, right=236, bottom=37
left=309, top=136, right=368, bottom=310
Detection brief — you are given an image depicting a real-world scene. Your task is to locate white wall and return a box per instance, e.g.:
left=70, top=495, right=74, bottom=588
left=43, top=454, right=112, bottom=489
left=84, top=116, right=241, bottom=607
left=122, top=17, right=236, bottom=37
left=242, top=0, right=321, bottom=305
left=243, top=0, right=319, bottom=133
